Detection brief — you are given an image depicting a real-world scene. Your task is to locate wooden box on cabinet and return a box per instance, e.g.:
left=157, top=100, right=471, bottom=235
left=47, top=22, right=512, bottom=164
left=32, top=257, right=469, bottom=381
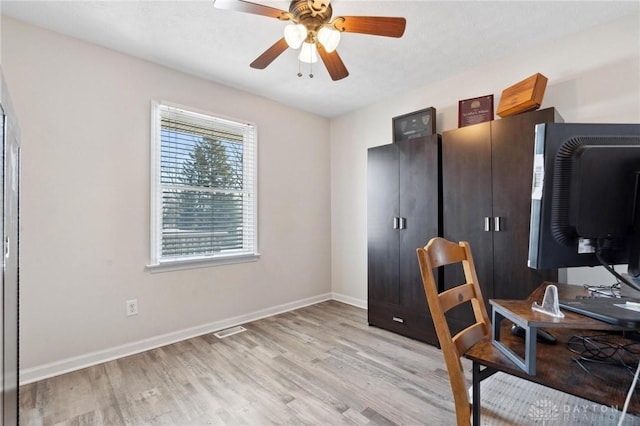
left=441, top=107, right=562, bottom=334
left=367, top=134, right=441, bottom=346
left=497, top=73, right=548, bottom=117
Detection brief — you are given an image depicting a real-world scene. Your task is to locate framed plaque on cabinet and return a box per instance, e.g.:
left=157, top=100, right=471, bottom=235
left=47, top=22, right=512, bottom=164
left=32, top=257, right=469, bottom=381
left=392, top=107, right=436, bottom=142
left=458, top=95, right=494, bottom=127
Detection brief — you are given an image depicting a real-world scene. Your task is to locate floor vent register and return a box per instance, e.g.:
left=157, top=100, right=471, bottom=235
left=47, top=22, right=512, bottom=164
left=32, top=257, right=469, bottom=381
left=213, top=325, right=247, bottom=339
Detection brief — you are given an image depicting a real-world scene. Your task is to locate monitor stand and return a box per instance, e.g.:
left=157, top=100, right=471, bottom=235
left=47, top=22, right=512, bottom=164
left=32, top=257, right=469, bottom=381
left=619, top=275, right=640, bottom=298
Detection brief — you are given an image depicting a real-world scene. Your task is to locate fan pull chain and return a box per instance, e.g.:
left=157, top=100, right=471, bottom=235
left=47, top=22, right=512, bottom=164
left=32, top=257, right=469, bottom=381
left=297, top=59, right=314, bottom=78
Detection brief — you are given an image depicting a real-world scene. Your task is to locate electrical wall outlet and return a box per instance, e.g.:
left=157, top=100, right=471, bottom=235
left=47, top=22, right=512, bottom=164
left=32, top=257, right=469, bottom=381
left=126, top=299, right=138, bottom=316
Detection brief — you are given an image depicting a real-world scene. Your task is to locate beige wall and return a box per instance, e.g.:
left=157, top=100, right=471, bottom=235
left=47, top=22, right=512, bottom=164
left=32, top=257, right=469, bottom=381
left=2, top=17, right=332, bottom=382
left=331, top=13, right=640, bottom=306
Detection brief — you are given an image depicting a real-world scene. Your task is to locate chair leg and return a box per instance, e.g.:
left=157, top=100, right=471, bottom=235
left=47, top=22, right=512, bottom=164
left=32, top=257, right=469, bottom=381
left=472, top=362, right=481, bottom=426
left=472, top=362, right=498, bottom=426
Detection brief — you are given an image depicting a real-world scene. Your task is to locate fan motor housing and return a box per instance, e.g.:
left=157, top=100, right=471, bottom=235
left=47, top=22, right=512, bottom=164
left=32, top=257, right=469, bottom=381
left=289, top=0, right=332, bottom=29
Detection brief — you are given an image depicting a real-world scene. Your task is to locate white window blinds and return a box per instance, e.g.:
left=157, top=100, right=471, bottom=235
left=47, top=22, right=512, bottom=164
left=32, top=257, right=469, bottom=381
left=149, top=102, right=258, bottom=268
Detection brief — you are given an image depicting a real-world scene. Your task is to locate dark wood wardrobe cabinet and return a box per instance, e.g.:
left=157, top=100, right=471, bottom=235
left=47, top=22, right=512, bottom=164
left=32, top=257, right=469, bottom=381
left=367, top=134, right=441, bottom=346
left=442, top=108, right=562, bottom=333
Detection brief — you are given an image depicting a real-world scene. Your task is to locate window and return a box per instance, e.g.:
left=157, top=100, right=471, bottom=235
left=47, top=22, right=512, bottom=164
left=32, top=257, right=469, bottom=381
left=148, top=101, right=258, bottom=271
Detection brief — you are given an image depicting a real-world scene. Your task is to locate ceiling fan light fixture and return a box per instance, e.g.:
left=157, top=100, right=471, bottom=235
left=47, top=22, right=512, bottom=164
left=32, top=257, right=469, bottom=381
left=214, top=0, right=407, bottom=81
left=299, top=42, right=319, bottom=63
left=284, top=23, right=307, bottom=49
left=317, top=26, right=340, bottom=53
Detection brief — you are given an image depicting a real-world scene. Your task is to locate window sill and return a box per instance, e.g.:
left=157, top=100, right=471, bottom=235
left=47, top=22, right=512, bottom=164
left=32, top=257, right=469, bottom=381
left=145, top=253, right=260, bottom=273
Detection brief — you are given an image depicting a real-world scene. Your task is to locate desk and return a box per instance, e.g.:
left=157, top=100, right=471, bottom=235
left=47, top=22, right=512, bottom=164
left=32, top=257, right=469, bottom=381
left=465, top=282, right=640, bottom=426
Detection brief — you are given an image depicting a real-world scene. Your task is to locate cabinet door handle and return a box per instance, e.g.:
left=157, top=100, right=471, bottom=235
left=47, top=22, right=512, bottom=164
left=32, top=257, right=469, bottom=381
left=392, top=317, right=404, bottom=323
left=484, top=217, right=491, bottom=232
left=399, top=217, right=406, bottom=230
left=494, top=216, right=502, bottom=232
left=393, top=217, right=399, bottom=229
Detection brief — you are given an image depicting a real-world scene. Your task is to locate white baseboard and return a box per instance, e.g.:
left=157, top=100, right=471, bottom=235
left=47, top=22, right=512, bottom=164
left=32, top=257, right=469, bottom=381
left=20, top=292, right=332, bottom=385
left=331, top=292, right=367, bottom=309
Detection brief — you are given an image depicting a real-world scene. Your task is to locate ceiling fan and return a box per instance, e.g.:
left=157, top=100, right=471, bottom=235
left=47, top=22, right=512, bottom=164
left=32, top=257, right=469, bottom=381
left=213, top=0, right=407, bottom=81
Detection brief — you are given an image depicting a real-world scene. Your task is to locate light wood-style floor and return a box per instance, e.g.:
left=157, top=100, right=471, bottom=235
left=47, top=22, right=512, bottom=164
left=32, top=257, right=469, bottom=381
left=20, top=301, right=459, bottom=425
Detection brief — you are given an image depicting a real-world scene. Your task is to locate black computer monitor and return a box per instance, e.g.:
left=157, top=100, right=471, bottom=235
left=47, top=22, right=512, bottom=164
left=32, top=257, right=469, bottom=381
left=527, top=122, right=640, bottom=290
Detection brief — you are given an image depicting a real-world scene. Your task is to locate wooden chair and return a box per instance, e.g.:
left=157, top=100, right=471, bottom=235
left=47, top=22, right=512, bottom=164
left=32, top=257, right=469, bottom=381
left=416, top=237, right=492, bottom=426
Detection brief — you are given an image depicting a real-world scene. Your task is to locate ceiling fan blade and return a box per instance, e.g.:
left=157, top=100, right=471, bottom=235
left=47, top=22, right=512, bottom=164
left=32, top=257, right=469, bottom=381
left=213, top=0, right=288, bottom=19
left=318, top=46, right=349, bottom=81
left=333, top=16, right=406, bottom=38
left=250, top=38, right=289, bottom=69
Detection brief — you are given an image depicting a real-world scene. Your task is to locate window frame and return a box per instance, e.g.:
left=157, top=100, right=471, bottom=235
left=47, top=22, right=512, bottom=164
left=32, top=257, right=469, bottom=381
left=146, top=100, right=259, bottom=273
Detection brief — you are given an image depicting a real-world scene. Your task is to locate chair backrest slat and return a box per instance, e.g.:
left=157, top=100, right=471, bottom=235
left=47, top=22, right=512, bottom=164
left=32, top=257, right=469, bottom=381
left=438, top=283, right=476, bottom=313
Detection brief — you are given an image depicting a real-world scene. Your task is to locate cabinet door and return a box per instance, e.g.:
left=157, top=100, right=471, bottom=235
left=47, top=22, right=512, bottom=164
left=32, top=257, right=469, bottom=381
left=367, top=144, right=400, bottom=305
left=398, top=136, right=439, bottom=311
left=399, top=136, right=440, bottom=345
left=442, top=123, right=494, bottom=296
left=491, top=109, right=558, bottom=299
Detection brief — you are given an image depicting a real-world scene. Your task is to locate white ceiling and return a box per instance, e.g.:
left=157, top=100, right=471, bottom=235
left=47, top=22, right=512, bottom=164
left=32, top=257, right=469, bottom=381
left=2, top=1, right=638, bottom=118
